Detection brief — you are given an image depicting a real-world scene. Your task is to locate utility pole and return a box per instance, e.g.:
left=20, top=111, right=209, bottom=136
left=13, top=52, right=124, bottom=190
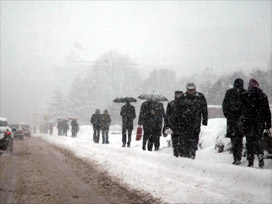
left=8, top=90, right=12, bottom=121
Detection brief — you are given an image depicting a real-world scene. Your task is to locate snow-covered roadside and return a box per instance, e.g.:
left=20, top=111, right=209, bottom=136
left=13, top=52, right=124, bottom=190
left=35, top=118, right=272, bottom=204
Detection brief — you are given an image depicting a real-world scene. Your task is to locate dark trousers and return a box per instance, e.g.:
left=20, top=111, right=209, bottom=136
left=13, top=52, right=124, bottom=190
left=172, top=134, right=182, bottom=157
left=122, top=127, right=132, bottom=145
left=102, top=129, right=109, bottom=143
left=71, top=129, right=78, bottom=138
left=181, top=129, right=200, bottom=159
left=246, top=127, right=264, bottom=164
left=230, top=136, right=243, bottom=162
left=143, top=133, right=160, bottom=151
left=93, top=127, right=100, bottom=143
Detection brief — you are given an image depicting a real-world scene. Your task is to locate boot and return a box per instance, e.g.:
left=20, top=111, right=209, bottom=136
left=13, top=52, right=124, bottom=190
left=232, top=160, right=241, bottom=165
left=247, top=160, right=254, bottom=167
left=258, top=154, right=264, bottom=168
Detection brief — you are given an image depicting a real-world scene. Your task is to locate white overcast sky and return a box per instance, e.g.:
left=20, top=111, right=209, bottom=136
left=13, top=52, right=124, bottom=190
left=0, top=1, right=271, bottom=123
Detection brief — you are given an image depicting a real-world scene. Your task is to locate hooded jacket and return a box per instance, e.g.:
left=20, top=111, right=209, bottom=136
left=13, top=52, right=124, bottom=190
left=222, top=78, right=246, bottom=120
left=242, top=79, right=271, bottom=129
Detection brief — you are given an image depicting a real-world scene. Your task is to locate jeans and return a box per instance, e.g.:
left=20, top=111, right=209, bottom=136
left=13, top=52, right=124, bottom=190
left=102, top=129, right=109, bottom=143
left=93, top=127, right=100, bottom=143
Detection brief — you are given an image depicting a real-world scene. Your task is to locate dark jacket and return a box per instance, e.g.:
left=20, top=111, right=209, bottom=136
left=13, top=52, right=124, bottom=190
left=183, top=91, right=208, bottom=130
left=222, top=79, right=246, bottom=138
left=100, top=114, right=111, bottom=130
left=242, top=87, right=271, bottom=130
left=91, top=113, right=101, bottom=128
left=165, top=97, right=186, bottom=134
left=71, top=120, right=79, bottom=132
left=138, top=101, right=165, bottom=136
left=120, top=103, right=136, bottom=130
left=222, top=79, right=246, bottom=121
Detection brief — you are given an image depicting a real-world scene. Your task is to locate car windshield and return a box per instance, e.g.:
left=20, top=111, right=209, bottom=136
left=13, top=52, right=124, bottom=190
left=0, top=121, right=7, bottom=127
left=22, top=124, right=30, bottom=129
left=10, top=124, right=19, bottom=129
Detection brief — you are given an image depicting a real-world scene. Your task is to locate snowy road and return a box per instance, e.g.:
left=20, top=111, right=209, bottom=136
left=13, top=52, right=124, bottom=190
left=0, top=137, right=160, bottom=204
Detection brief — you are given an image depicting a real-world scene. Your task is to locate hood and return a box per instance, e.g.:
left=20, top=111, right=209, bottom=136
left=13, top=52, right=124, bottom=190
left=248, top=78, right=260, bottom=90
left=233, top=78, right=244, bottom=89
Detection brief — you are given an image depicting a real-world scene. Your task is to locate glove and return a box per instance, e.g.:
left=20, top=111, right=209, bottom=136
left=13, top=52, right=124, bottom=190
left=202, top=121, right=208, bottom=126
left=265, top=129, right=271, bottom=137
left=165, top=128, right=173, bottom=135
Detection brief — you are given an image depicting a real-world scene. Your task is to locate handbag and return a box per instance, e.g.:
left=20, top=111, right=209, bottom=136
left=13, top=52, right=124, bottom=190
left=136, top=126, right=142, bottom=141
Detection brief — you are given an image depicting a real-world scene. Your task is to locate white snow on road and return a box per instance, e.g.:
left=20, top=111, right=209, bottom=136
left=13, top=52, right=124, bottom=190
left=36, top=118, right=272, bottom=204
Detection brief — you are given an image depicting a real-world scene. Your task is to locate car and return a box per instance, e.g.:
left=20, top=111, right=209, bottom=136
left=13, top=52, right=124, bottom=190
left=10, top=124, right=24, bottom=140
left=0, top=117, right=13, bottom=152
left=21, top=124, right=31, bottom=137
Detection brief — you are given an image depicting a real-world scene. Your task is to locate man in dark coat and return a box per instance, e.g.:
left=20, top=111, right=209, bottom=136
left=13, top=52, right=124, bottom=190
left=182, top=82, right=208, bottom=159
left=90, top=109, right=101, bottom=143
left=120, top=101, right=136, bottom=147
left=165, top=91, right=185, bottom=157
left=222, top=78, right=246, bottom=165
left=242, top=79, right=271, bottom=168
left=100, top=109, right=111, bottom=144
left=71, top=119, right=79, bottom=138
left=138, top=100, right=165, bottom=151
left=63, top=120, right=69, bottom=136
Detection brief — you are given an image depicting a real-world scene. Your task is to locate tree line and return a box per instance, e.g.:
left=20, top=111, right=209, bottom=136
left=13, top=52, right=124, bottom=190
left=47, top=50, right=272, bottom=125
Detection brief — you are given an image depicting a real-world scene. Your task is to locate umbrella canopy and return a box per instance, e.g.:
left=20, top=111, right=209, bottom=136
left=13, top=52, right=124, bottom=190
left=113, top=97, right=137, bottom=103
left=68, top=117, right=78, bottom=120
left=138, top=93, right=168, bottom=102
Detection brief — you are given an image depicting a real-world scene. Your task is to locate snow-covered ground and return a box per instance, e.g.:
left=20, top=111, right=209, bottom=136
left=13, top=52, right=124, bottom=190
left=36, top=118, right=272, bottom=204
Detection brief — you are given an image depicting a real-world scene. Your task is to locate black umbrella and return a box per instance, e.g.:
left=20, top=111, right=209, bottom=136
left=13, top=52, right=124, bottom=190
left=138, top=93, right=168, bottom=102
left=113, top=97, right=137, bottom=103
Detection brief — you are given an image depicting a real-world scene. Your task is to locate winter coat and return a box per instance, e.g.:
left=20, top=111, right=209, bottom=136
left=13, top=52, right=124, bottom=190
left=71, top=120, right=79, bottom=132
left=165, top=97, right=186, bottom=134
left=138, top=101, right=165, bottom=136
left=222, top=80, right=246, bottom=121
left=58, top=120, right=69, bottom=130
left=90, top=113, right=101, bottom=129
left=242, top=87, right=271, bottom=131
left=100, top=114, right=111, bottom=130
left=120, top=104, right=136, bottom=130
left=183, top=91, right=208, bottom=132
left=222, top=80, right=246, bottom=138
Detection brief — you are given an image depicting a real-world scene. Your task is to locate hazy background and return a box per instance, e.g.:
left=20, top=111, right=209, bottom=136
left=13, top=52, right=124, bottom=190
left=0, top=1, right=271, bottom=125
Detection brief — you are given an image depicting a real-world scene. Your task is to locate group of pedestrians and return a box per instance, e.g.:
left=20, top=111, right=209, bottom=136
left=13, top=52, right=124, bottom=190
left=118, top=82, right=207, bottom=158
left=223, top=78, right=271, bottom=168
left=88, top=79, right=271, bottom=167
left=57, top=119, right=69, bottom=136
left=90, top=109, right=111, bottom=144
left=164, top=83, right=208, bottom=159
left=55, top=119, right=79, bottom=137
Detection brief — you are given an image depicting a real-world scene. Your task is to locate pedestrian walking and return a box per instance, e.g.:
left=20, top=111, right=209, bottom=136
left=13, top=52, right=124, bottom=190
left=91, top=109, right=101, bottom=143
left=120, top=101, right=136, bottom=147
left=165, top=91, right=185, bottom=157
left=138, top=100, right=165, bottom=151
left=100, top=110, right=111, bottom=144
left=222, top=78, right=246, bottom=165
left=182, top=82, right=208, bottom=159
left=71, top=119, right=79, bottom=138
left=242, top=79, right=271, bottom=168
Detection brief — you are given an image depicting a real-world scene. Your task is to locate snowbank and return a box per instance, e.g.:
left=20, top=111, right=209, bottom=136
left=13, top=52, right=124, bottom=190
left=36, top=118, right=272, bottom=204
